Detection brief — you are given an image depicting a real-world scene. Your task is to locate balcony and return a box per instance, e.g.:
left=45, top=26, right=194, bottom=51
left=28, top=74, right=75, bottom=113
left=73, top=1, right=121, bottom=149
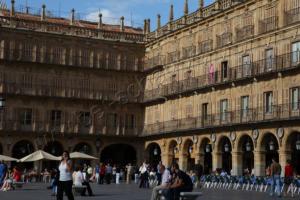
left=216, top=32, right=232, bottom=48
left=259, top=16, right=278, bottom=34
left=0, top=48, right=144, bottom=73
left=198, top=40, right=213, bottom=54
left=235, top=25, right=254, bottom=42
left=144, top=55, right=165, bottom=73
left=167, top=51, right=180, bottom=64
left=0, top=118, right=141, bottom=137
left=143, top=104, right=300, bottom=136
left=144, top=51, right=300, bottom=102
left=285, top=7, right=300, bottom=26
left=0, top=81, right=142, bottom=103
left=182, top=46, right=196, bottom=59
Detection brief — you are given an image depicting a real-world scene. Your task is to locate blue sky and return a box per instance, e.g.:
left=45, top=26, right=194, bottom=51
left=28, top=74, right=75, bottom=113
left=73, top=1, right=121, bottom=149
left=3, top=0, right=214, bottom=29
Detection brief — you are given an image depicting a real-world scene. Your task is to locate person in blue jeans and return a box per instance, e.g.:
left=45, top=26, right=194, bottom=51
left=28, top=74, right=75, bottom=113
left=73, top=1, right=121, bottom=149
left=0, top=160, right=7, bottom=187
left=270, top=158, right=282, bottom=197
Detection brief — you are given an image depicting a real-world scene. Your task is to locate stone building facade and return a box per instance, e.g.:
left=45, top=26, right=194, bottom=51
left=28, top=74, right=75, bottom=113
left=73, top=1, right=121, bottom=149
left=144, top=0, right=300, bottom=176
left=0, top=0, right=300, bottom=176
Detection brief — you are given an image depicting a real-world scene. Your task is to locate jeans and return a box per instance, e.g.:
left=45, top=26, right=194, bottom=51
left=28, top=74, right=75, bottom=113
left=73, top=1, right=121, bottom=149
left=270, top=175, right=281, bottom=197
left=57, top=180, right=74, bottom=200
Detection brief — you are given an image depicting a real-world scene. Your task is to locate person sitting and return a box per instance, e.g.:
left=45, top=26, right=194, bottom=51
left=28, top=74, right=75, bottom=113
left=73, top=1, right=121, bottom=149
left=1, top=169, right=12, bottom=191
left=164, top=163, right=193, bottom=200
left=150, top=164, right=171, bottom=200
left=73, top=165, right=94, bottom=196
left=0, top=160, right=7, bottom=187
left=12, top=166, right=22, bottom=182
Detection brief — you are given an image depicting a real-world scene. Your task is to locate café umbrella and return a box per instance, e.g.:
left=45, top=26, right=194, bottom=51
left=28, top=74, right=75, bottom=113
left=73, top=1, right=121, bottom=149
left=69, top=152, right=98, bottom=160
left=0, top=155, right=18, bottom=162
left=19, top=150, right=60, bottom=162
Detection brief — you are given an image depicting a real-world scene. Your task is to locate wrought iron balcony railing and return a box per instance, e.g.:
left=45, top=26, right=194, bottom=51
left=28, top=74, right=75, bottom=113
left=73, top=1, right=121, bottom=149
left=167, top=51, right=181, bottom=64
left=143, top=103, right=300, bottom=135
left=216, top=32, right=232, bottom=48
left=144, top=55, right=166, bottom=72
left=182, top=46, right=196, bottom=59
left=144, top=51, right=300, bottom=102
left=0, top=48, right=144, bottom=72
left=0, top=118, right=141, bottom=136
left=259, top=16, right=278, bottom=34
left=198, top=40, right=213, bottom=54
left=235, top=25, right=254, bottom=42
left=285, top=7, right=300, bottom=26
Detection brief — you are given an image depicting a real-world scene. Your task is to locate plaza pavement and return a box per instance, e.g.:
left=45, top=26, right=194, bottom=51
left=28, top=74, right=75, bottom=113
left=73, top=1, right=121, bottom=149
left=0, top=182, right=296, bottom=200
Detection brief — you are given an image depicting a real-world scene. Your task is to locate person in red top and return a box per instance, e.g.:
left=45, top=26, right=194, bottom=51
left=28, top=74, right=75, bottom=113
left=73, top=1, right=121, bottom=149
left=283, top=160, right=294, bottom=196
left=99, top=164, right=106, bottom=184
left=12, top=166, right=22, bottom=182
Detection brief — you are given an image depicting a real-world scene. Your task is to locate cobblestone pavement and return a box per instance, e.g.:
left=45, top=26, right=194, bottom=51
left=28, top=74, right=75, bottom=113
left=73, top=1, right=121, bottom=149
left=0, top=183, right=296, bottom=200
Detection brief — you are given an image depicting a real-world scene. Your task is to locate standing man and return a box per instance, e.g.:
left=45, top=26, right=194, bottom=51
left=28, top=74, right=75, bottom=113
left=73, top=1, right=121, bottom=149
left=270, top=158, right=282, bottom=197
left=0, top=160, right=7, bottom=187
left=156, top=161, right=162, bottom=185
left=105, top=163, right=112, bottom=184
left=150, top=164, right=170, bottom=200
left=126, top=163, right=133, bottom=184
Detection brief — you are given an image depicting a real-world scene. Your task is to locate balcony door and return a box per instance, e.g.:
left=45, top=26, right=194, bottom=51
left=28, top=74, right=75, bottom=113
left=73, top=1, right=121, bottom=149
left=292, top=42, right=300, bottom=65
left=220, top=99, right=228, bottom=121
left=242, top=55, right=251, bottom=77
left=265, top=48, right=274, bottom=71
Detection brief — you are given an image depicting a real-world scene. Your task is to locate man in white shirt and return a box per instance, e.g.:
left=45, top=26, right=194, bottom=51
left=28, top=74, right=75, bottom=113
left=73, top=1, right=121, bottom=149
left=150, top=164, right=171, bottom=200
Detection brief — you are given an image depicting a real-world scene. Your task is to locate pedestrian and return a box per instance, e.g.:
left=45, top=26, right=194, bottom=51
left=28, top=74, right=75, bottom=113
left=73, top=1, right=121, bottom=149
left=116, top=165, right=120, bottom=184
left=150, top=164, right=171, bottom=200
left=112, top=164, right=117, bottom=183
left=126, top=163, right=133, bottom=184
left=270, top=158, right=281, bottom=197
left=0, top=160, right=7, bottom=187
left=139, top=161, right=149, bottom=188
left=283, top=159, right=294, bottom=197
left=156, top=161, right=162, bottom=185
left=57, top=151, right=74, bottom=200
left=95, top=164, right=100, bottom=183
left=105, top=163, right=112, bottom=184
left=99, top=164, right=106, bottom=184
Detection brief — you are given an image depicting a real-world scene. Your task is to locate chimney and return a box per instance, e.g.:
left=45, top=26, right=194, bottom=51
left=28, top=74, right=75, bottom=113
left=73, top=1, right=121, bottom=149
left=157, top=14, right=161, bottom=29
left=10, top=0, right=15, bottom=16
left=41, top=4, right=46, bottom=21
left=184, top=0, right=189, bottom=16
left=70, top=8, right=75, bottom=25
left=98, top=13, right=102, bottom=29
left=120, top=16, right=124, bottom=32
left=169, top=4, right=174, bottom=22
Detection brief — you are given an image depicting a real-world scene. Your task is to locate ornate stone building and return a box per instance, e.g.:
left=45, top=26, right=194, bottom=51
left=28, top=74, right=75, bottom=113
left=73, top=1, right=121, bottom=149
left=0, top=0, right=300, bottom=176
left=144, top=0, right=300, bottom=176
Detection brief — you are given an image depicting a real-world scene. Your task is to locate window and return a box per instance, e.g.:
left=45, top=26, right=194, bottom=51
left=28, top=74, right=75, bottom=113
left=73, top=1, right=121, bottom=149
left=22, top=43, right=33, bottom=61
left=241, top=96, right=249, bottom=117
left=242, top=55, right=251, bottom=77
left=184, top=70, right=192, bottom=79
left=220, top=99, right=228, bottom=120
left=21, top=74, right=32, bottom=88
left=81, top=50, right=90, bottom=67
left=79, top=112, right=91, bottom=127
left=264, top=92, right=273, bottom=113
left=125, top=114, right=135, bottom=129
left=292, top=42, right=300, bottom=64
left=291, top=87, right=300, bottom=110
left=171, top=74, right=177, bottom=83
left=53, top=47, right=63, bottom=64
left=265, top=48, right=274, bottom=71
left=202, top=103, right=208, bottom=120
left=221, top=61, right=228, bottom=80
left=51, top=110, right=62, bottom=126
left=106, top=113, right=117, bottom=128
left=20, top=108, right=32, bottom=125
left=186, top=104, right=193, bottom=118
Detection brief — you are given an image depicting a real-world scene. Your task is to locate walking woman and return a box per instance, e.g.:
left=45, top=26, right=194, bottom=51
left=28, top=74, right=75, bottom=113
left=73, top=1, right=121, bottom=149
left=57, top=151, right=74, bottom=200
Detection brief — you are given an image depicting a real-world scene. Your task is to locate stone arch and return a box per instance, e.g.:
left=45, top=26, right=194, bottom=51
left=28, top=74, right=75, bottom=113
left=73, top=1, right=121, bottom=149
left=12, top=140, right=35, bottom=169
left=0, top=142, right=2, bottom=154
left=199, top=137, right=212, bottom=174
left=100, top=143, right=137, bottom=166
left=43, top=141, right=64, bottom=170
left=236, top=134, right=254, bottom=175
left=73, top=142, right=93, bottom=155
left=145, top=142, right=161, bottom=167
left=181, top=138, right=195, bottom=171
left=284, top=131, right=300, bottom=174
left=216, top=136, right=232, bottom=173
left=168, top=140, right=178, bottom=164
left=259, top=132, right=279, bottom=170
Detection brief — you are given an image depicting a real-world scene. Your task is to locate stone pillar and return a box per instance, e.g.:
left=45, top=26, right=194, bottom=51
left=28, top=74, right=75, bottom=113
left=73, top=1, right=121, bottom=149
left=231, top=151, right=243, bottom=175
left=98, top=13, right=103, bottom=29
left=279, top=150, right=291, bottom=176
left=254, top=150, right=265, bottom=176
left=195, top=152, right=204, bottom=165
left=143, top=19, right=147, bottom=35
left=278, top=0, right=285, bottom=28
left=179, top=153, right=188, bottom=171
left=70, top=9, right=75, bottom=25
left=184, top=0, right=189, bottom=16
left=10, top=0, right=15, bottom=17
left=212, top=151, right=222, bottom=171
left=161, top=152, right=173, bottom=168
left=168, top=4, right=174, bottom=31
left=199, top=0, right=204, bottom=9
left=157, top=14, right=161, bottom=29
left=147, top=19, right=151, bottom=34
left=120, top=16, right=125, bottom=32
left=41, top=4, right=46, bottom=21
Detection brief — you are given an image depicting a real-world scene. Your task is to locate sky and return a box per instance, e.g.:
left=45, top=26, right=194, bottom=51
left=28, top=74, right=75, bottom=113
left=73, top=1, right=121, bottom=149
left=3, top=0, right=214, bottom=29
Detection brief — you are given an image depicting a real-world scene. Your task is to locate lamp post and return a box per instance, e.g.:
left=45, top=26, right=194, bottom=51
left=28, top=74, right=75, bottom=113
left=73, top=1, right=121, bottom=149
left=188, top=146, right=193, bottom=154
left=269, top=140, right=275, bottom=151
left=246, top=141, right=252, bottom=152
left=173, top=146, right=178, bottom=154
left=296, top=137, right=300, bottom=151
left=153, top=147, right=158, bottom=156
left=224, top=143, right=230, bottom=152
left=95, top=139, right=101, bottom=153
left=0, top=97, right=5, bottom=108
left=205, top=144, right=211, bottom=153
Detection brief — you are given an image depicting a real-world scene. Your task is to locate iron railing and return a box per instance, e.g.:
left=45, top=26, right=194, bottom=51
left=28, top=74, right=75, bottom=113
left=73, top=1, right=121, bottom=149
left=0, top=48, right=144, bottom=72
left=143, top=103, right=300, bottom=135
left=144, top=51, right=300, bottom=102
left=236, top=25, right=254, bottom=42
left=259, top=16, right=278, bottom=34
left=285, top=7, right=300, bottom=26
left=216, top=32, right=232, bottom=48
left=198, top=40, right=213, bottom=54
left=144, top=55, right=166, bottom=71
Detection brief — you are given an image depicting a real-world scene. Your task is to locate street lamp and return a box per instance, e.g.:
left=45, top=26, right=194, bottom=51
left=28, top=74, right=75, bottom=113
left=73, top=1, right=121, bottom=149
left=51, top=148, right=56, bottom=155
left=224, top=143, right=230, bottom=152
left=173, top=146, right=178, bottom=154
left=269, top=140, right=275, bottom=151
left=0, top=97, right=5, bottom=108
left=296, top=138, right=300, bottom=151
left=188, top=146, right=193, bottom=154
left=95, top=139, right=101, bottom=152
left=246, top=141, right=252, bottom=152
left=153, top=147, right=158, bottom=156
left=205, top=144, right=211, bottom=153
